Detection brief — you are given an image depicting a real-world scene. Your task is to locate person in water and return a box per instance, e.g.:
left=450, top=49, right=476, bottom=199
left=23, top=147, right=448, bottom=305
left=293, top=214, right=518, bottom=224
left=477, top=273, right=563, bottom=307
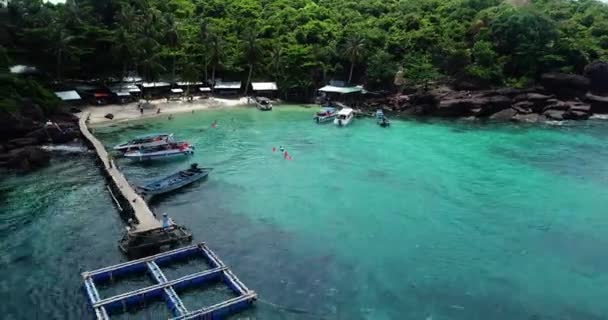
left=211, top=120, right=217, bottom=128
left=279, top=146, right=285, bottom=153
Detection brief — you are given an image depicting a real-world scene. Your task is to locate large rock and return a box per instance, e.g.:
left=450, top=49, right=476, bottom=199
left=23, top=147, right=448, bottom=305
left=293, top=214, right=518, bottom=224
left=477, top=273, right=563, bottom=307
left=402, top=104, right=437, bottom=116
left=513, top=113, right=545, bottom=123
left=104, top=113, right=114, bottom=120
left=584, top=61, right=608, bottom=95
left=540, top=73, right=590, bottom=98
left=512, top=101, right=534, bottom=114
left=489, top=108, right=517, bottom=121
left=0, top=109, right=41, bottom=141
left=543, top=109, right=566, bottom=121
left=563, top=110, right=590, bottom=120
left=585, top=93, right=608, bottom=114
left=513, top=93, right=553, bottom=113
left=0, top=147, right=51, bottom=172
left=543, top=100, right=570, bottom=111
left=436, top=98, right=476, bottom=117
left=6, top=137, right=41, bottom=150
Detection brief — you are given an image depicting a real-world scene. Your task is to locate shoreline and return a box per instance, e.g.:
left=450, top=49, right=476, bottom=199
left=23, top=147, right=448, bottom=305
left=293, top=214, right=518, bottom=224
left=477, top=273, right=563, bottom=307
left=79, top=97, right=251, bottom=127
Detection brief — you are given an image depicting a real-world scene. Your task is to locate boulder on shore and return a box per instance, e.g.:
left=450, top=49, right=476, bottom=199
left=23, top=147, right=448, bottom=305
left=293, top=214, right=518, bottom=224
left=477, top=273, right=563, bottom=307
left=0, top=147, right=51, bottom=172
left=563, top=110, right=590, bottom=120
left=585, top=93, right=608, bottom=114
left=584, top=61, right=608, bottom=95
left=489, top=108, right=517, bottom=121
left=543, top=109, right=566, bottom=121
left=512, top=101, right=534, bottom=114
left=513, top=113, right=545, bottom=123
left=540, top=73, right=590, bottom=98
left=105, top=113, right=114, bottom=120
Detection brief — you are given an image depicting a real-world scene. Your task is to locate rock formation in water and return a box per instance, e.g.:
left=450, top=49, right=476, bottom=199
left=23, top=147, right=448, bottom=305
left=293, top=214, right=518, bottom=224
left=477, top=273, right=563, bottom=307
left=0, top=99, right=79, bottom=172
left=373, top=61, right=608, bottom=122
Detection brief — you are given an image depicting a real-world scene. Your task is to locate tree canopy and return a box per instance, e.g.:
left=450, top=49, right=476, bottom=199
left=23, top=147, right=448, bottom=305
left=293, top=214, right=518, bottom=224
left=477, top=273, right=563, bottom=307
left=4, top=0, right=608, bottom=94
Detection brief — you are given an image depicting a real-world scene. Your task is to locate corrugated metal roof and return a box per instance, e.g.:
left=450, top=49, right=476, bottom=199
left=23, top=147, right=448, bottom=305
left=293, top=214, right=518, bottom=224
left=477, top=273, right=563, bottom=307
left=177, top=81, right=203, bottom=86
left=214, top=81, right=241, bottom=90
left=318, top=85, right=362, bottom=94
left=110, top=84, right=141, bottom=93
left=171, top=88, right=184, bottom=93
left=9, top=65, right=37, bottom=74
left=55, top=90, right=81, bottom=101
left=199, top=87, right=212, bottom=92
left=141, top=82, right=171, bottom=88
left=115, top=91, right=131, bottom=96
left=251, top=82, right=278, bottom=91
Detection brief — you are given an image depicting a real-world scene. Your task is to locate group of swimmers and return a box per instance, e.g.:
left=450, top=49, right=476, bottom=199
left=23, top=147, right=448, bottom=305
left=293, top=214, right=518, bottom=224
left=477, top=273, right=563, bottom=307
left=273, top=146, right=293, bottom=160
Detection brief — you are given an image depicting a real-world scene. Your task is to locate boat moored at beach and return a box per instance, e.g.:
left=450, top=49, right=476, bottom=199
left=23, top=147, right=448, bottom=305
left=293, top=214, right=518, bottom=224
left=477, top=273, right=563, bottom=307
left=314, top=107, right=337, bottom=123
left=137, top=163, right=212, bottom=198
left=113, top=133, right=174, bottom=152
left=376, top=109, right=390, bottom=127
left=334, top=108, right=354, bottom=126
left=255, top=97, right=272, bottom=111
left=123, top=142, right=194, bottom=161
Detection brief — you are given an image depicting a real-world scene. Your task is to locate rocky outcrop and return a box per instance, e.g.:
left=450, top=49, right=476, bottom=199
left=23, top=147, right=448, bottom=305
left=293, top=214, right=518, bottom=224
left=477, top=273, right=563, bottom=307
left=540, top=72, right=590, bottom=98
left=489, top=108, right=517, bottom=121
left=584, top=61, right=608, bottom=95
left=585, top=93, right=608, bottom=114
left=0, top=147, right=51, bottom=172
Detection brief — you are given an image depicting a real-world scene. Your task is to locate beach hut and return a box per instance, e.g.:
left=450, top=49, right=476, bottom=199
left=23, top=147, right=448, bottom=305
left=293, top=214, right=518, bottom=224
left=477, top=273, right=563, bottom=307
left=140, top=82, right=171, bottom=98
left=213, top=81, right=241, bottom=96
left=54, top=90, right=83, bottom=106
left=251, top=82, right=278, bottom=98
left=317, top=82, right=365, bottom=106
left=169, top=88, right=184, bottom=101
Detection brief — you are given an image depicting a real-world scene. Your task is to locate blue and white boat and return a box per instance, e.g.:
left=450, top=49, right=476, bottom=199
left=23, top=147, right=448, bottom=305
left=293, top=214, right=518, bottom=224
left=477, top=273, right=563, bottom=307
left=124, top=142, right=194, bottom=161
left=376, top=109, right=390, bottom=127
left=113, top=133, right=174, bottom=152
left=137, top=163, right=211, bottom=198
left=313, top=107, right=337, bottom=123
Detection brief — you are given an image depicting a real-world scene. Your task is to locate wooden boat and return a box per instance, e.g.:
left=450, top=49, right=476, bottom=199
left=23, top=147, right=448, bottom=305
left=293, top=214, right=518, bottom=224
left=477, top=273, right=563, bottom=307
left=137, top=163, right=212, bottom=198
left=113, top=133, right=174, bottom=152
left=123, top=142, right=194, bottom=161
left=334, top=108, right=354, bottom=126
left=255, top=97, right=272, bottom=111
left=376, top=109, right=390, bottom=127
left=313, top=107, right=337, bottom=123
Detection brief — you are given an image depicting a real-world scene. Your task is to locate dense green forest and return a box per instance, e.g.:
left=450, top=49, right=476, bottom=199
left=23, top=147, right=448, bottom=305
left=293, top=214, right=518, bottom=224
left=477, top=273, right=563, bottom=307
left=3, top=0, right=608, bottom=94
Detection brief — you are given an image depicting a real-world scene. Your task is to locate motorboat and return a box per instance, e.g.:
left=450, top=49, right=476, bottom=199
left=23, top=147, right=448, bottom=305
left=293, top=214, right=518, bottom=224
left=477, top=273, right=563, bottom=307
left=313, top=107, right=337, bottom=123
left=137, top=163, right=212, bottom=198
left=334, top=108, right=354, bottom=127
left=123, top=142, right=194, bottom=161
left=113, top=133, right=173, bottom=152
left=255, top=97, right=272, bottom=111
left=376, top=109, right=390, bottom=127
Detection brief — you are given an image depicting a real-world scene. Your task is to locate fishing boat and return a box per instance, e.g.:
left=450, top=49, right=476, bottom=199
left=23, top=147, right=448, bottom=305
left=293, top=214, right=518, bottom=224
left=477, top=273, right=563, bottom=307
left=137, top=163, right=212, bottom=198
left=113, top=133, right=174, bottom=152
left=376, top=109, right=390, bottom=127
left=123, top=142, right=194, bottom=161
left=334, top=108, right=354, bottom=127
left=255, top=97, right=272, bottom=111
left=313, top=107, right=337, bottom=123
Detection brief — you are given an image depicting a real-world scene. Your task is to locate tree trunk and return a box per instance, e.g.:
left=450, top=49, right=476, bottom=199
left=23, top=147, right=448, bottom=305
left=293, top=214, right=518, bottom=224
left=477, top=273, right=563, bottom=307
left=211, top=63, right=216, bottom=86
left=348, top=60, right=355, bottom=84
left=203, top=53, right=208, bottom=82
left=56, top=51, right=62, bottom=81
left=172, top=54, right=176, bottom=82
left=244, top=63, right=253, bottom=96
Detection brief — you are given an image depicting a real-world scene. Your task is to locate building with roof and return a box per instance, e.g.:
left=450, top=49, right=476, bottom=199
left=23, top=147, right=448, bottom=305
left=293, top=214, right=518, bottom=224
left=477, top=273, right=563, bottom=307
left=214, top=81, right=241, bottom=96
left=317, top=83, right=365, bottom=106
left=54, top=90, right=83, bottom=106
left=251, top=82, right=278, bottom=98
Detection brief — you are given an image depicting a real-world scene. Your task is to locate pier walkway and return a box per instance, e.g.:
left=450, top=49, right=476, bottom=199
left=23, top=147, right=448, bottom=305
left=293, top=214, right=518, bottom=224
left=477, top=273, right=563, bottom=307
left=79, top=113, right=161, bottom=231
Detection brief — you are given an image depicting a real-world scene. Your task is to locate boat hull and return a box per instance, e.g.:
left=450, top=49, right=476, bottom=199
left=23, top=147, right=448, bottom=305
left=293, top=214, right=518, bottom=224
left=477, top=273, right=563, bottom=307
left=334, top=117, right=353, bottom=126
left=138, top=168, right=211, bottom=197
left=124, top=148, right=194, bottom=162
left=314, top=115, right=336, bottom=123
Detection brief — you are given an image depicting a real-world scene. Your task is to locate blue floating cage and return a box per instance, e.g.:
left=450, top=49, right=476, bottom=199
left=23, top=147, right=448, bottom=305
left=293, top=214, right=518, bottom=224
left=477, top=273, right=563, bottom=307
left=81, top=243, right=256, bottom=319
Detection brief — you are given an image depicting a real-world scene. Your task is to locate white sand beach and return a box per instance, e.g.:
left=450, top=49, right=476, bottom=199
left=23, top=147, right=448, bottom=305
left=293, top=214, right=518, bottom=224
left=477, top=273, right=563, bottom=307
left=81, top=97, right=251, bottom=126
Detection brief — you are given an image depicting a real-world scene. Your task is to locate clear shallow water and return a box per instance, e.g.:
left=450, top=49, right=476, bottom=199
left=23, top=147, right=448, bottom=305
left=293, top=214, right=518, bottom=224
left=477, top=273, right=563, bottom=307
left=2, top=106, right=608, bottom=319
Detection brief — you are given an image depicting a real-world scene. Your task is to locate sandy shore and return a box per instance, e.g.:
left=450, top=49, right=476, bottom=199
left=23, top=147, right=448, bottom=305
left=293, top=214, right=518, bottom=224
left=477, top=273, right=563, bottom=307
left=80, top=97, right=250, bottom=126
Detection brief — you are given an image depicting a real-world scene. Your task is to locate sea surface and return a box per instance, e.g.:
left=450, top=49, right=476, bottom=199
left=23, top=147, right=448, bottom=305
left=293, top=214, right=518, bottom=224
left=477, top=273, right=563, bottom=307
left=1, top=106, right=608, bottom=320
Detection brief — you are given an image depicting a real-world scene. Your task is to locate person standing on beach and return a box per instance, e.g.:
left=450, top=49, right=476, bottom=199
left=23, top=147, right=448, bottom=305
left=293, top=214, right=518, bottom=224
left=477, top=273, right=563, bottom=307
left=139, top=105, right=144, bottom=115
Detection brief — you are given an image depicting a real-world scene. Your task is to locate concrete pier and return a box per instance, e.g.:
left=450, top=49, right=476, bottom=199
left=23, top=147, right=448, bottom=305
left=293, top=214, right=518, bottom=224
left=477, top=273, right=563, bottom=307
left=79, top=113, right=191, bottom=255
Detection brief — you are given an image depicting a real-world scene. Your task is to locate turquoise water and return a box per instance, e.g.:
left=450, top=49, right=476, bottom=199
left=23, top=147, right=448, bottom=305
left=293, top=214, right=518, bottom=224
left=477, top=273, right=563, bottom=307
left=2, top=106, right=608, bottom=319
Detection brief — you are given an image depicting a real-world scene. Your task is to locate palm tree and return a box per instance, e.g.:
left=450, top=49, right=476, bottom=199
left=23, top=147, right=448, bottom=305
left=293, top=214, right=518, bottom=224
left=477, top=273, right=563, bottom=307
left=49, top=25, right=76, bottom=81
left=269, top=45, right=284, bottom=83
left=199, top=21, right=209, bottom=81
left=112, top=28, right=135, bottom=86
left=242, top=29, right=261, bottom=96
left=343, top=35, right=366, bottom=83
left=164, top=14, right=180, bottom=82
left=208, top=33, right=223, bottom=86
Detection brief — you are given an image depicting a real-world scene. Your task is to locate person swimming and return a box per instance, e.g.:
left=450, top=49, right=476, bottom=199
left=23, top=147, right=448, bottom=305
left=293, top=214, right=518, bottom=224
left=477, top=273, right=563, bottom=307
left=279, top=146, right=285, bottom=153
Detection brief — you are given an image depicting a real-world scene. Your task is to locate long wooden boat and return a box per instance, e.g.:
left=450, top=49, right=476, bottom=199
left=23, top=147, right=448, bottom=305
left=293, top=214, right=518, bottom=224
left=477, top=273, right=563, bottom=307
left=137, top=163, right=212, bottom=198
left=113, top=133, right=174, bottom=152
left=124, top=142, right=194, bottom=161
